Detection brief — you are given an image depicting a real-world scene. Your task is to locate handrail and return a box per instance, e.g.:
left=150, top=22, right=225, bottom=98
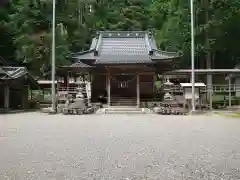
left=58, top=87, right=86, bottom=92
left=165, top=84, right=240, bottom=93
left=57, top=84, right=240, bottom=93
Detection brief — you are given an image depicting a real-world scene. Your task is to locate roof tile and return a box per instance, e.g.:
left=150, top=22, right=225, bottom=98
left=72, top=31, right=180, bottom=64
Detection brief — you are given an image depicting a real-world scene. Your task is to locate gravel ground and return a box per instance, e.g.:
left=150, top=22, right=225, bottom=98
left=0, top=113, right=240, bottom=180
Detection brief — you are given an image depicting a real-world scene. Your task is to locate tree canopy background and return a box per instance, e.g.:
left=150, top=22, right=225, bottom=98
left=1, top=0, right=240, bottom=76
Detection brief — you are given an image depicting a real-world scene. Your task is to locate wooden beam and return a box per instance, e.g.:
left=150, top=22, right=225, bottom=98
left=4, top=85, right=9, bottom=110
left=153, top=74, right=156, bottom=92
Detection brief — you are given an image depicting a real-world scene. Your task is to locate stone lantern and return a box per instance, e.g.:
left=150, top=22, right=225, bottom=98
left=163, top=79, right=174, bottom=101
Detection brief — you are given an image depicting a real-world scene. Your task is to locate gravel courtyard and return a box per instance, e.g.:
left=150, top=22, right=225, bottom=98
left=0, top=113, right=240, bottom=180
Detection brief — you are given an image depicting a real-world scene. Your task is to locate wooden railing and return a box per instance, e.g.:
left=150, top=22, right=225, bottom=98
left=57, top=87, right=86, bottom=93
left=165, top=84, right=240, bottom=93
left=56, top=84, right=240, bottom=94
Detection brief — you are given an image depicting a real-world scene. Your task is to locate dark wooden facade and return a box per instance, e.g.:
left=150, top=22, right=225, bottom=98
left=90, top=65, right=156, bottom=102
left=57, top=31, right=180, bottom=106
left=0, top=66, right=39, bottom=112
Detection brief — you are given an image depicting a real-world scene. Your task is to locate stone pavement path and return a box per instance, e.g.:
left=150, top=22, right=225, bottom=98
left=0, top=113, right=240, bottom=180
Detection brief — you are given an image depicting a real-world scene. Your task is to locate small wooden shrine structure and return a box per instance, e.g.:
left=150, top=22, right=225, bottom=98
left=57, top=31, right=181, bottom=107
left=180, top=83, right=206, bottom=110
left=0, top=66, right=39, bottom=112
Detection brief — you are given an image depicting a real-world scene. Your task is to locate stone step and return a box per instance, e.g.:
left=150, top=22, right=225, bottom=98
left=111, top=103, right=137, bottom=106
left=105, top=106, right=147, bottom=114
left=111, top=98, right=136, bottom=104
left=107, top=107, right=141, bottom=111
left=111, top=100, right=136, bottom=102
left=105, top=110, right=146, bottom=114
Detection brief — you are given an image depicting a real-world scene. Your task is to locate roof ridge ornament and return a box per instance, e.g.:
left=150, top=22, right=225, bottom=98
left=95, top=32, right=103, bottom=56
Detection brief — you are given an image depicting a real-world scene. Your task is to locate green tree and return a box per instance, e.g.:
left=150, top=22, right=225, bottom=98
left=0, top=2, right=16, bottom=63
left=5, top=0, right=70, bottom=75
left=1, top=0, right=240, bottom=77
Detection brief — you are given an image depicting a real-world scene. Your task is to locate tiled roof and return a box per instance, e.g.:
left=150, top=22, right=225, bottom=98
left=1, top=67, right=27, bottom=79
left=0, top=66, right=39, bottom=89
left=57, top=61, right=94, bottom=74
left=72, top=31, right=181, bottom=64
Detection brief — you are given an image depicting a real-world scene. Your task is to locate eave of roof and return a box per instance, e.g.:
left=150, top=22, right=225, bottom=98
left=151, top=49, right=181, bottom=60
left=0, top=66, right=39, bottom=89
left=63, top=62, right=93, bottom=68
left=57, top=62, right=94, bottom=74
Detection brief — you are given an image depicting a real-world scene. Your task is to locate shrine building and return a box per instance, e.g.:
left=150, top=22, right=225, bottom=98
left=57, top=31, right=181, bottom=107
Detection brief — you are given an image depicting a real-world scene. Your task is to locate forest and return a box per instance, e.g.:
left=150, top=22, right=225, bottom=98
left=1, top=0, right=240, bottom=76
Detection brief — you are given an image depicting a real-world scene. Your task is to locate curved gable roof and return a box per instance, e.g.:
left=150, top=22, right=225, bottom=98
left=72, top=31, right=181, bottom=65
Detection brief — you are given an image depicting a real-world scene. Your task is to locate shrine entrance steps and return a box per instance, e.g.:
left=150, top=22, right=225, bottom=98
left=104, top=106, right=149, bottom=114
left=111, top=96, right=137, bottom=106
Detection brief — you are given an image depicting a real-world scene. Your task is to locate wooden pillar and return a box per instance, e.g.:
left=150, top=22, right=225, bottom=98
left=63, top=76, right=67, bottom=87
left=107, top=74, right=111, bottom=107
left=67, top=72, right=70, bottom=92
left=153, top=73, right=156, bottom=92
left=199, top=93, right=202, bottom=111
left=229, top=77, right=232, bottom=108
left=209, top=85, right=213, bottom=110
left=82, top=74, right=85, bottom=82
left=89, top=72, right=92, bottom=82
left=137, top=74, right=140, bottom=107
left=30, top=89, right=33, bottom=100
left=4, top=84, right=9, bottom=110
left=23, top=85, right=29, bottom=109
left=183, top=99, right=187, bottom=110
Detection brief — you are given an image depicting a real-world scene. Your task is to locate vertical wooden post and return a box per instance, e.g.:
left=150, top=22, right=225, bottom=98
left=4, top=84, right=9, bottom=111
left=22, top=85, right=27, bottom=109
left=67, top=71, right=70, bottom=92
left=108, top=74, right=111, bottom=107
left=137, top=74, right=140, bottom=107
left=89, top=72, right=92, bottom=83
left=82, top=74, right=85, bottom=82
left=153, top=73, right=156, bottom=93
left=209, top=85, right=213, bottom=110
left=229, top=77, right=232, bottom=108
left=183, top=100, right=186, bottom=110
left=199, top=89, right=202, bottom=111
left=30, top=89, right=33, bottom=100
